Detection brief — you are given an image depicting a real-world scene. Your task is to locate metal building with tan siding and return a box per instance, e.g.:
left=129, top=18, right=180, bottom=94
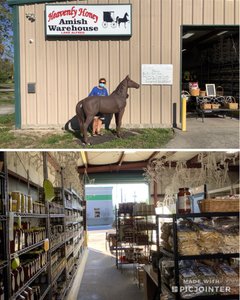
left=8, top=0, right=240, bottom=129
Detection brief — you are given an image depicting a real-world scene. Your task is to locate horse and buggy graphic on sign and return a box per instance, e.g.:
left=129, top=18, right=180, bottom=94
left=102, top=11, right=129, bottom=28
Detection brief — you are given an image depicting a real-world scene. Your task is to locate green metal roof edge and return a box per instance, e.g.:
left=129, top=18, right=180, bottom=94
left=8, top=0, right=66, bottom=6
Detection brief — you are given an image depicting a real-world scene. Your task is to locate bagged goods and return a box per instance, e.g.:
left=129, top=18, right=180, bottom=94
left=197, top=224, right=223, bottom=254
left=214, top=264, right=240, bottom=295
left=168, top=228, right=200, bottom=255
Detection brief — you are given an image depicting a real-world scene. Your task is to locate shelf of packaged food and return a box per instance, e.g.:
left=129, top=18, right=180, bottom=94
left=50, top=240, right=66, bottom=253
left=0, top=260, right=8, bottom=270
left=0, top=215, right=6, bottom=221
left=49, top=214, right=65, bottom=218
left=66, top=248, right=74, bottom=259
left=66, top=219, right=83, bottom=225
left=52, top=261, right=66, bottom=285
left=160, top=248, right=239, bottom=260
left=10, top=239, right=45, bottom=259
left=66, top=261, right=75, bottom=275
left=13, top=213, right=48, bottom=218
left=65, top=234, right=74, bottom=243
left=10, top=262, right=49, bottom=300
left=73, top=239, right=84, bottom=257
left=39, top=284, right=51, bottom=300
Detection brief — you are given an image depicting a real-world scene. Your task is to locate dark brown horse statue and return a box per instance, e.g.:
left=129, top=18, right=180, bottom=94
left=76, top=75, right=140, bottom=144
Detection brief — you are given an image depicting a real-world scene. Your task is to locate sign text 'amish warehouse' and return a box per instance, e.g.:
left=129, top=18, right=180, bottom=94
left=45, top=5, right=132, bottom=36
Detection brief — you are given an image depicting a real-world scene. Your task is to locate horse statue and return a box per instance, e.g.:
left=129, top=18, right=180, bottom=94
left=116, top=12, right=129, bottom=28
left=76, top=75, right=140, bottom=145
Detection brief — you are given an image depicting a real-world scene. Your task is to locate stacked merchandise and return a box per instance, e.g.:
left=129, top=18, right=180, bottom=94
left=159, top=216, right=239, bottom=299
left=161, top=218, right=239, bottom=255
left=160, top=259, right=239, bottom=299
left=117, top=202, right=156, bottom=284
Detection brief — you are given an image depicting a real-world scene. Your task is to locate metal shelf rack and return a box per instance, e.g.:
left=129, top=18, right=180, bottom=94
left=156, top=212, right=240, bottom=300
left=0, top=152, right=86, bottom=300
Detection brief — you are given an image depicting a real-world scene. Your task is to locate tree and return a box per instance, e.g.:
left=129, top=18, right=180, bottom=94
left=0, top=1, right=13, bottom=82
left=0, top=1, right=13, bottom=60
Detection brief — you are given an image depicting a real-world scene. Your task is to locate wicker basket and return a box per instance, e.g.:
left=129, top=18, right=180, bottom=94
left=211, top=103, right=221, bottom=109
left=199, top=90, right=206, bottom=97
left=198, top=198, right=239, bottom=213
left=224, top=97, right=239, bottom=109
left=200, top=103, right=212, bottom=110
left=224, top=103, right=239, bottom=109
left=216, top=86, right=224, bottom=96
left=190, top=88, right=200, bottom=96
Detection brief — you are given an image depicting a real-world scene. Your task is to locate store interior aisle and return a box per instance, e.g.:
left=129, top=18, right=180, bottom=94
left=77, top=228, right=144, bottom=300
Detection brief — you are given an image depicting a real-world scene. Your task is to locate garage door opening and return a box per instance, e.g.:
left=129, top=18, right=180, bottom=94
left=85, top=183, right=149, bottom=229
left=181, top=25, right=239, bottom=122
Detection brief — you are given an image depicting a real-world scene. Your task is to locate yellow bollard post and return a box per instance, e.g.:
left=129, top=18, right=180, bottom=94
left=181, top=96, right=187, bottom=131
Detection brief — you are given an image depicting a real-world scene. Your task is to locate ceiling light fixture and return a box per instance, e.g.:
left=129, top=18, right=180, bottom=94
left=217, top=31, right=228, bottom=36
left=182, top=33, right=195, bottom=39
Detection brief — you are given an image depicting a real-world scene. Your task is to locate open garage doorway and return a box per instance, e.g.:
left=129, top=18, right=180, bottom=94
left=85, top=183, right=149, bottom=229
left=181, top=25, right=239, bottom=122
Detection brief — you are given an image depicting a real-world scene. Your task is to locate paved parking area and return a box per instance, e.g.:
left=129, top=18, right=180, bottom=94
left=165, top=116, right=239, bottom=149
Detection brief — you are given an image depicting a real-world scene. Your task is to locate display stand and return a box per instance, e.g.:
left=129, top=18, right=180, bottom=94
left=156, top=212, right=239, bottom=300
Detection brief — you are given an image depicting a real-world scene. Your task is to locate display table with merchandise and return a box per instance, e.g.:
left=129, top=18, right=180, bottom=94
left=195, top=96, right=239, bottom=122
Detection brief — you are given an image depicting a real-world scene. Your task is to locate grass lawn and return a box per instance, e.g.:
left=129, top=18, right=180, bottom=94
left=0, top=114, right=174, bottom=149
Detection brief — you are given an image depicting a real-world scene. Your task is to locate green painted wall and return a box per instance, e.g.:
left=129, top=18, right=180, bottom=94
left=86, top=194, right=112, bottom=201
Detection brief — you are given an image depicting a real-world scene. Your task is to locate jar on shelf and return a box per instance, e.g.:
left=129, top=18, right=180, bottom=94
left=177, top=188, right=191, bottom=214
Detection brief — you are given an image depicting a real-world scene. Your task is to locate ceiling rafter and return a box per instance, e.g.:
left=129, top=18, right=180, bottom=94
left=80, top=151, right=88, bottom=170
left=147, top=151, right=160, bottom=162
left=77, top=160, right=239, bottom=174
left=118, top=151, right=125, bottom=166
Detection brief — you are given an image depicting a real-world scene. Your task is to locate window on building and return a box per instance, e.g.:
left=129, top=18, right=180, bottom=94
left=94, top=208, right=100, bottom=218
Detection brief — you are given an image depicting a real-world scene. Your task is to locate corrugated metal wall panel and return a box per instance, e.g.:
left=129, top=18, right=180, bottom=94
left=182, top=0, right=193, bottom=24
left=18, top=0, right=238, bottom=128
left=57, top=41, right=68, bottom=123
left=224, top=0, right=235, bottom=24
left=140, top=0, right=151, bottom=124
left=68, top=40, right=79, bottom=118
left=35, top=3, right=47, bottom=125
left=236, top=0, right=240, bottom=23
left=214, top=0, right=225, bottom=23
left=46, top=40, right=58, bottom=125
left=25, top=4, right=37, bottom=125
left=151, top=0, right=161, bottom=125
left=129, top=0, right=140, bottom=125
left=172, top=0, right=182, bottom=125
left=161, top=0, right=172, bottom=125
left=193, top=0, right=203, bottom=24
left=203, top=0, right=214, bottom=24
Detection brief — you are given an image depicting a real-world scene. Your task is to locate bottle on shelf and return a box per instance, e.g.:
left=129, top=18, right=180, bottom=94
left=177, top=188, right=191, bottom=214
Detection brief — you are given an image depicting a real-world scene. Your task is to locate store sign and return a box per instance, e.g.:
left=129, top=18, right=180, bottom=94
left=45, top=4, right=132, bottom=36
left=141, top=64, right=173, bottom=85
